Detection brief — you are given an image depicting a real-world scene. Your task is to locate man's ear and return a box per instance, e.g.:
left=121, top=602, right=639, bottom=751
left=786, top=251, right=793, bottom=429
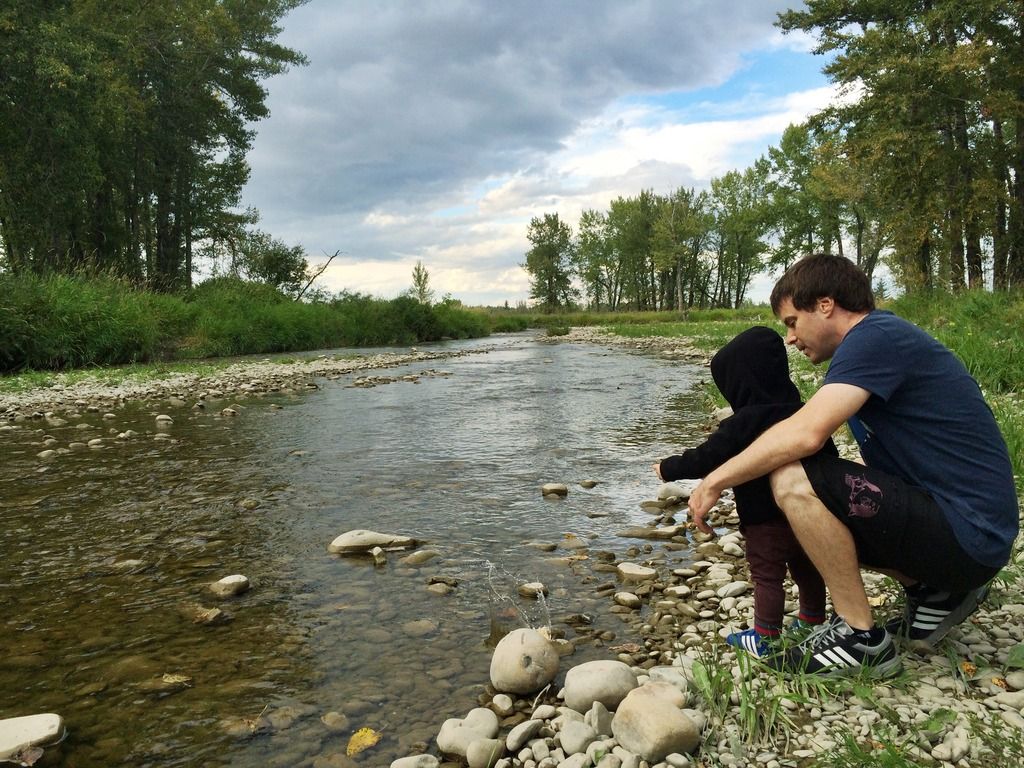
left=817, top=296, right=835, bottom=316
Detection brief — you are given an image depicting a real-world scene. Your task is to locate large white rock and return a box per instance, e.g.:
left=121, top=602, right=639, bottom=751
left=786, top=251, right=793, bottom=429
left=466, top=737, right=505, bottom=768
left=391, top=755, right=440, bottom=768
left=611, top=685, right=700, bottom=762
left=437, top=708, right=500, bottom=758
left=563, top=660, right=638, bottom=713
left=209, top=574, right=250, bottom=598
left=716, top=581, right=750, bottom=598
left=0, top=713, right=65, bottom=761
left=646, top=667, right=690, bottom=698
left=558, top=720, right=598, bottom=755
left=327, top=529, right=417, bottom=554
left=505, top=719, right=543, bottom=752
left=616, top=563, right=657, bottom=581
left=489, top=628, right=559, bottom=694
left=657, top=482, right=693, bottom=500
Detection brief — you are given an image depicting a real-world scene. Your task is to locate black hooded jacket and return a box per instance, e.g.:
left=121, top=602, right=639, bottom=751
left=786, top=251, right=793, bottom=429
left=659, top=326, right=837, bottom=526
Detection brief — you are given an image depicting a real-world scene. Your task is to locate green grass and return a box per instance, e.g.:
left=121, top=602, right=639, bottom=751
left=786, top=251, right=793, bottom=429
left=0, top=274, right=490, bottom=373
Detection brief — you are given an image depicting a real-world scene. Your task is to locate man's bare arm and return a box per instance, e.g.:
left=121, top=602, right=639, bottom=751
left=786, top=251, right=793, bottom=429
left=687, top=382, right=871, bottom=532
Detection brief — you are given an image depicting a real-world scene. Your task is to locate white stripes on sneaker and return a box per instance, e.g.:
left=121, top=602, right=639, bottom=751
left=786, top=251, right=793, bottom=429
left=812, top=646, right=861, bottom=670
left=741, top=633, right=762, bottom=656
left=910, top=605, right=950, bottom=632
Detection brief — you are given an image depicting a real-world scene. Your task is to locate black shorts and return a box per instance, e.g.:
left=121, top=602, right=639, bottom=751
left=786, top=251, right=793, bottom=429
left=800, top=453, right=1000, bottom=592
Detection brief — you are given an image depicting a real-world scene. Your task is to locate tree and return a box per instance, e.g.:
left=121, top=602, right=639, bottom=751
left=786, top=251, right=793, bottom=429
left=711, top=162, right=772, bottom=307
left=0, top=0, right=308, bottom=289
left=523, top=213, right=577, bottom=311
left=607, top=190, right=658, bottom=310
left=237, top=231, right=308, bottom=296
left=777, top=0, right=1024, bottom=291
left=411, top=260, right=434, bottom=305
left=573, top=209, right=618, bottom=310
left=652, top=187, right=713, bottom=310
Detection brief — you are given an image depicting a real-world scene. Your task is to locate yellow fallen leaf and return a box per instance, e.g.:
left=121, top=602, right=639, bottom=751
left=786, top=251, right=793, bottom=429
left=866, top=595, right=887, bottom=607
left=960, top=660, right=977, bottom=678
left=992, top=677, right=1008, bottom=689
left=162, top=673, right=192, bottom=686
left=346, top=726, right=382, bottom=756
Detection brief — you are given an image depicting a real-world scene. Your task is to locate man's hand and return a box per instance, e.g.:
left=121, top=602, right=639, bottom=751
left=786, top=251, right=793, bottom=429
left=687, top=479, right=722, bottom=534
left=652, top=462, right=664, bottom=481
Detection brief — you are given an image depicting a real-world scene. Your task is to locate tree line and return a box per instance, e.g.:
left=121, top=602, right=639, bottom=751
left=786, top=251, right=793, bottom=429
left=524, top=1, right=1024, bottom=311
left=0, top=0, right=308, bottom=291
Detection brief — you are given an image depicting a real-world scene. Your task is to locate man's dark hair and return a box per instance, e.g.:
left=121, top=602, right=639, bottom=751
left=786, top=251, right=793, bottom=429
left=770, top=253, right=875, bottom=314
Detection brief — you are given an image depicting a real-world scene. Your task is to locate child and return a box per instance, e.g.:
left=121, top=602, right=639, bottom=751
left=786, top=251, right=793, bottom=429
left=655, top=326, right=836, bottom=656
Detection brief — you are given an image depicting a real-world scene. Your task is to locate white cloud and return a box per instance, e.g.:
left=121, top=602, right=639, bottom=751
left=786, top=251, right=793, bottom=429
left=240, top=1, right=840, bottom=306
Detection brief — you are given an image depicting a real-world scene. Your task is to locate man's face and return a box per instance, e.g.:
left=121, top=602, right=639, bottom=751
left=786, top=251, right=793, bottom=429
left=775, top=296, right=839, bottom=364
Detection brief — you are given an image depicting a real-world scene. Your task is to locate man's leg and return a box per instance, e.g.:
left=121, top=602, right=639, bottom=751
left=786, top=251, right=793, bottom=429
left=789, top=452, right=1001, bottom=652
left=769, top=461, right=873, bottom=630
left=766, top=460, right=901, bottom=678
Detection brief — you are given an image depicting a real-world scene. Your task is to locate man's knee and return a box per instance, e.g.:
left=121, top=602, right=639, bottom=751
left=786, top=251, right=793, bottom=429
left=769, top=461, right=816, bottom=514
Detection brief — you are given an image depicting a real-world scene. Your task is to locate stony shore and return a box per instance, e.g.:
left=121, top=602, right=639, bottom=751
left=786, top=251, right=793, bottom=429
left=3, top=331, right=1023, bottom=767
left=0, top=346, right=493, bottom=420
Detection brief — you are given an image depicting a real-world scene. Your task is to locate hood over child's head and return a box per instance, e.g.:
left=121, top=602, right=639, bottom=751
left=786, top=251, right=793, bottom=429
left=710, top=326, right=801, bottom=410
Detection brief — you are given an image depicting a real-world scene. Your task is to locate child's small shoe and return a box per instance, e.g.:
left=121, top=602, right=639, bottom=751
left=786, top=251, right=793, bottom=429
left=726, top=628, right=775, bottom=657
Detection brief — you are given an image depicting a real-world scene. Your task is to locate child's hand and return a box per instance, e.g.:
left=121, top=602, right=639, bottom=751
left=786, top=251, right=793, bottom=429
left=652, top=462, right=664, bottom=481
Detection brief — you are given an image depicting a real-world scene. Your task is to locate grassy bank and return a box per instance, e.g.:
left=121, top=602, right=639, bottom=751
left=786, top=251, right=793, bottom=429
left=0, top=273, right=489, bottom=373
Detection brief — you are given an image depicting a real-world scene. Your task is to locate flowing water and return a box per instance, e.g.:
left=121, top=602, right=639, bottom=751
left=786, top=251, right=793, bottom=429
left=0, top=334, right=707, bottom=767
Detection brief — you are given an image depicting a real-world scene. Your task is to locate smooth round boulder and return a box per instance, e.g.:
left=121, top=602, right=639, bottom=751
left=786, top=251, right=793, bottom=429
left=209, top=575, right=250, bottom=598
left=616, top=562, right=657, bottom=581
left=611, top=684, right=700, bottom=762
left=489, top=628, right=559, bottom=694
left=328, top=529, right=417, bottom=554
left=436, top=708, right=500, bottom=758
left=517, top=582, right=548, bottom=598
left=390, top=756, right=440, bottom=768
left=563, top=660, right=638, bottom=712
left=466, top=737, right=504, bottom=768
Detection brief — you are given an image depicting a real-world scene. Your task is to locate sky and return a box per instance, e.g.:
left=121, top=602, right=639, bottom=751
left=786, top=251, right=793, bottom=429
left=241, top=1, right=839, bottom=306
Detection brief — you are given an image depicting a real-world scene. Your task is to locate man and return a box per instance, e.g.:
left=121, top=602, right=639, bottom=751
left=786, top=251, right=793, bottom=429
left=688, top=254, right=1018, bottom=677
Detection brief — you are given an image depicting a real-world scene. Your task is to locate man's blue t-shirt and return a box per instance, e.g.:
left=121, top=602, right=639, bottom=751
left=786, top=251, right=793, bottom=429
left=825, top=311, right=1018, bottom=567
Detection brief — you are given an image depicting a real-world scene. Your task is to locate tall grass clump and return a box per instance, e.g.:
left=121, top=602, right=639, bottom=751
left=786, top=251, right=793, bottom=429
left=0, top=272, right=188, bottom=372
left=887, top=290, right=1024, bottom=394
left=183, top=281, right=490, bottom=356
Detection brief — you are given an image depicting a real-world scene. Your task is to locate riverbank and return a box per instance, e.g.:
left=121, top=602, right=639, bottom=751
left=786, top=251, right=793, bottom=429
left=0, top=345, right=493, bottom=419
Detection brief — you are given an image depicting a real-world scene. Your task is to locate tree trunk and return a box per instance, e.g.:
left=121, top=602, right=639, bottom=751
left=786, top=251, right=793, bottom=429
left=993, top=118, right=1009, bottom=291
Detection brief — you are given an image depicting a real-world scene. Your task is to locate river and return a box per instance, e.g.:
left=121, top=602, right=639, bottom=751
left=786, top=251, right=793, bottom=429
left=0, top=333, right=707, bottom=767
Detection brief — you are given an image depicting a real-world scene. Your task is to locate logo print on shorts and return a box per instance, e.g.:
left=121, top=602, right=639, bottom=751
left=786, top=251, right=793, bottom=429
left=845, top=474, right=882, bottom=518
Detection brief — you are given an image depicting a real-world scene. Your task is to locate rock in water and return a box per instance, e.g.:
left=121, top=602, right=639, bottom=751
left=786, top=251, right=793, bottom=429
left=0, top=713, right=65, bottom=762
left=327, top=529, right=417, bottom=554
left=209, top=574, right=250, bottom=598
left=540, top=483, right=568, bottom=497
left=489, top=628, right=559, bottom=694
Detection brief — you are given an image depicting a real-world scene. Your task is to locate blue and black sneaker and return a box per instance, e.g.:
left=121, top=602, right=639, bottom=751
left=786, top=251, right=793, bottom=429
left=726, top=628, right=775, bottom=658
